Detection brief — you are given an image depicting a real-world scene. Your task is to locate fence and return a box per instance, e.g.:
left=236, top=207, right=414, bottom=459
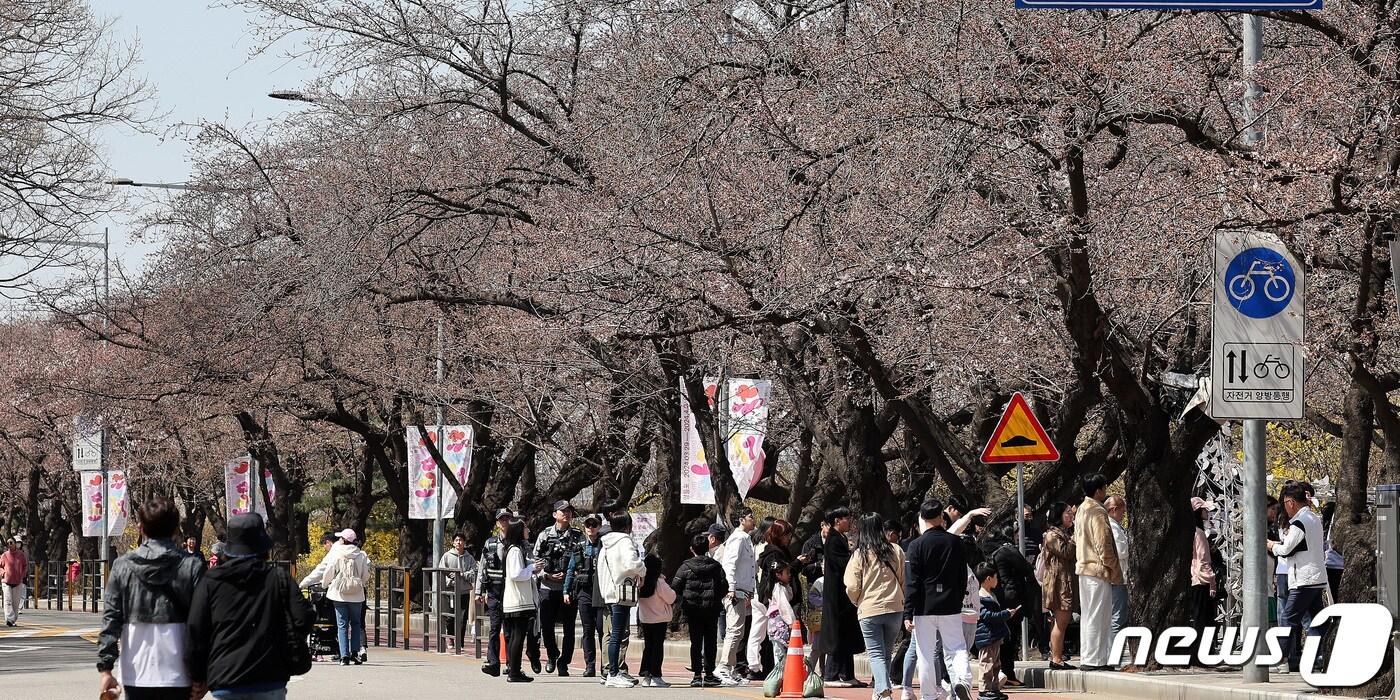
left=365, top=566, right=486, bottom=657
left=19, top=558, right=295, bottom=613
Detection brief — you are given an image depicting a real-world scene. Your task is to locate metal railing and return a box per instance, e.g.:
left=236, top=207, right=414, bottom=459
left=372, top=565, right=412, bottom=648
left=420, top=567, right=481, bottom=655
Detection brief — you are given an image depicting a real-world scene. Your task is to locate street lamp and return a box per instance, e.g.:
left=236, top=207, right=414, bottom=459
left=106, top=178, right=246, bottom=193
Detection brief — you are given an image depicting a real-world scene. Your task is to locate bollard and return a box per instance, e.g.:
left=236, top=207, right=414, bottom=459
left=778, top=620, right=807, bottom=698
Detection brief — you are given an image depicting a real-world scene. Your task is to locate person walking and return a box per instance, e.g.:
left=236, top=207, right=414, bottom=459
left=1073, top=474, right=1121, bottom=672
left=1104, top=495, right=1130, bottom=641
left=97, top=496, right=205, bottom=700
left=718, top=508, right=758, bottom=686
left=845, top=513, right=907, bottom=700
left=1268, top=482, right=1328, bottom=674
left=187, top=513, right=315, bottom=700
left=986, top=525, right=1036, bottom=687
left=822, top=507, right=865, bottom=688
left=535, top=500, right=584, bottom=676
left=1040, top=502, right=1077, bottom=670
left=973, top=562, right=1016, bottom=700
left=565, top=515, right=606, bottom=676
left=1188, top=497, right=1218, bottom=667
left=1321, top=502, right=1344, bottom=602
left=298, top=532, right=339, bottom=590
left=598, top=512, right=646, bottom=688
left=1, top=536, right=29, bottom=627
left=673, top=534, right=727, bottom=688
left=500, top=516, right=539, bottom=683
left=320, top=528, right=370, bottom=666
left=438, top=532, right=477, bottom=655
left=638, top=553, right=676, bottom=687
left=905, top=499, right=973, bottom=700
left=476, top=509, right=514, bottom=676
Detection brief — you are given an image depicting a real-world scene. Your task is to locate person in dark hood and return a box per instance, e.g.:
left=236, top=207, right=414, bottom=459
left=672, top=534, right=729, bottom=687
left=98, top=496, right=205, bottom=700
left=187, top=513, right=314, bottom=700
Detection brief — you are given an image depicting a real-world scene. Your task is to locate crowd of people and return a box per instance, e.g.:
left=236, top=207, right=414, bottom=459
left=0, top=470, right=1348, bottom=699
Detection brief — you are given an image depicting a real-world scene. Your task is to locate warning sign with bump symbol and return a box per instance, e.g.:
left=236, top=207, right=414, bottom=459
left=979, top=392, right=1060, bottom=464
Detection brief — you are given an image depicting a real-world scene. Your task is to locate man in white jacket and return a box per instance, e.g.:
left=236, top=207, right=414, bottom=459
left=598, top=513, right=646, bottom=688
left=1267, top=482, right=1328, bottom=674
left=717, top=508, right=757, bottom=686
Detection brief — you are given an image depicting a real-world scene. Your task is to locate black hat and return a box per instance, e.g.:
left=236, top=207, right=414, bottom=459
left=552, top=500, right=575, bottom=513
left=707, top=523, right=728, bottom=539
left=494, top=508, right=513, bottom=521
left=224, top=513, right=273, bottom=558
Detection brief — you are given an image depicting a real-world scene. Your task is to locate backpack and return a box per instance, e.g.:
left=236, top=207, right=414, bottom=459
left=1033, top=553, right=1047, bottom=587
left=330, top=551, right=367, bottom=599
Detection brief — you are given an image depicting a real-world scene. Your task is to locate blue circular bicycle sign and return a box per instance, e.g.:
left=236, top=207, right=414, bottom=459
left=1224, top=247, right=1295, bottom=319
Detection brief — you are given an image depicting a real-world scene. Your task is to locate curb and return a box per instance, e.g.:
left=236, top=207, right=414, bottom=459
left=1022, top=666, right=1321, bottom=700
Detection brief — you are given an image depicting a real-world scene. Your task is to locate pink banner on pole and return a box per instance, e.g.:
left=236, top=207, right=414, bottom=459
left=679, top=378, right=719, bottom=505
left=106, top=470, right=128, bottom=536
left=726, top=379, right=771, bottom=500
left=81, top=472, right=104, bottom=537
left=225, top=456, right=261, bottom=519
left=409, top=426, right=473, bottom=519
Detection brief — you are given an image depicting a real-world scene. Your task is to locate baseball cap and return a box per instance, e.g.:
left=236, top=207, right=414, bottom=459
left=552, top=500, right=575, bottom=513
left=494, top=508, right=513, bottom=521
left=336, top=528, right=358, bottom=543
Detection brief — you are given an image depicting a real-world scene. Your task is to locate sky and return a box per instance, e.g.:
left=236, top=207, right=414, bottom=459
left=89, top=0, right=320, bottom=272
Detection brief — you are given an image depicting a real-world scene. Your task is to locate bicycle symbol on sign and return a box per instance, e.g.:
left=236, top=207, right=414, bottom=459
left=1254, top=354, right=1290, bottom=380
left=1228, top=259, right=1293, bottom=303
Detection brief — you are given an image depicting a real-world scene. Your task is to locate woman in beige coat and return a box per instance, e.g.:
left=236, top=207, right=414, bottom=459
left=844, top=514, right=906, bottom=700
left=1041, top=502, right=1078, bottom=669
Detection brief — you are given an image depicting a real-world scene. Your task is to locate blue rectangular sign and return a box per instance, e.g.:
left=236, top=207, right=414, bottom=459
left=1016, top=1, right=1321, bottom=8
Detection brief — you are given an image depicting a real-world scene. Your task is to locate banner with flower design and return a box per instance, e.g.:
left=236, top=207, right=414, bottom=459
left=106, top=470, right=128, bottom=536
left=408, top=426, right=474, bottom=519
left=679, top=377, right=720, bottom=505
left=726, top=379, right=771, bottom=500
left=225, top=456, right=265, bottom=519
left=81, top=471, right=105, bottom=536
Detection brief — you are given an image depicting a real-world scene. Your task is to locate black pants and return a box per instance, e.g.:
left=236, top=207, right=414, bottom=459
left=539, top=587, right=577, bottom=667
left=448, top=591, right=471, bottom=650
left=1280, top=585, right=1327, bottom=672
left=686, top=607, right=719, bottom=675
left=1189, top=584, right=1218, bottom=666
left=641, top=622, right=667, bottom=677
left=505, top=611, right=537, bottom=677
left=1001, top=611, right=1022, bottom=680
left=1327, top=567, right=1342, bottom=602
left=578, top=591, right=603, bottom=669
left=824, top=652, right=855, bottom=681
left=486, top=592, right=504, bottom=665
left=124, top=688, right=191, bottom=700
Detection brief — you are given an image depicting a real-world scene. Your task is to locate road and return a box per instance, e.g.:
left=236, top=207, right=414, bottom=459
left=4, top=609, right=1121, bottom=700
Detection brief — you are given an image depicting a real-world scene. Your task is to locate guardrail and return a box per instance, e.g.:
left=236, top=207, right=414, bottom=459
left=419, top=567, right=482, bottom=655
left=19, top=558, right=295, bottom=613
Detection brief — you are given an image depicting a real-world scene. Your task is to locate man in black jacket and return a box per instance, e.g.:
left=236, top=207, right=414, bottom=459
left=187, top=513, right=314, bottom=700
left=988, top=525, right=1038, bottom=687
left=904, top=499, right=973, bottom=700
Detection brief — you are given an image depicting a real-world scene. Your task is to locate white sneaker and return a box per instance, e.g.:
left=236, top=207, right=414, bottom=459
left=724, top=672, right=748, bottom=686
left=714, top=668, right=735, bottom=685
left=606, top=672, right=639, bottom=688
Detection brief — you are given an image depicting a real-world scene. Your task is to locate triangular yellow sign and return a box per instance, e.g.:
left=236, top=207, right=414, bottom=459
left=980, top=392, right=1060, bottom=464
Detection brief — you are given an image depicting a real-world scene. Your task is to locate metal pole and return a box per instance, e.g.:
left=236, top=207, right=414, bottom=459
left=99, top=229, right=110, bottom=576
left=1240, top=14, right=1270, bottom=685
left=432, top=318, right=445, bottom=639
left=249, top=454, right=258, bottom=517
left=1017, top=462, right=1029, bottom=661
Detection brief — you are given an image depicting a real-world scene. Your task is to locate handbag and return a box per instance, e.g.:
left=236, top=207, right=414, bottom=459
left=619, top=576, right=639, bottom=606
left=270, top=567, right=313, bottom=676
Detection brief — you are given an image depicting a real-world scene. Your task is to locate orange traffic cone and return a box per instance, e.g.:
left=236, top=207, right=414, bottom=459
left=779, top=620, right=806, bottom=698
left=499, top=631, right=507, bottom=664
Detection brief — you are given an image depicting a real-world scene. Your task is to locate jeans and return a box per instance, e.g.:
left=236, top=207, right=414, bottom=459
left=1280, top=586, right=1327, bottom=672
left=859, top=612, right=903, bottom=694
left=210, top=688, right=287, bottom=700
left=539, top=587, right=577, bottom=667
left=332, top=600, right=365, bottom=659
left=686, top=607, right=719, bottom=675
left=123, top=688, right=192, bottom=700
left=607, top=604, right=632, bottom=675
left=1111, top=584, right=1128, bottom=640
left=913, top=615, right=969, bottom=699
left=1275, top=574, right=1289, bottom=624
left=903, top=628, right=919, bottom=688
left=640, top=622, right=667, bottom=677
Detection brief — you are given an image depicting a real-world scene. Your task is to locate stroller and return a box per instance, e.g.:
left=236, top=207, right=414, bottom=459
left=305, top=588, right=340, bottom=660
